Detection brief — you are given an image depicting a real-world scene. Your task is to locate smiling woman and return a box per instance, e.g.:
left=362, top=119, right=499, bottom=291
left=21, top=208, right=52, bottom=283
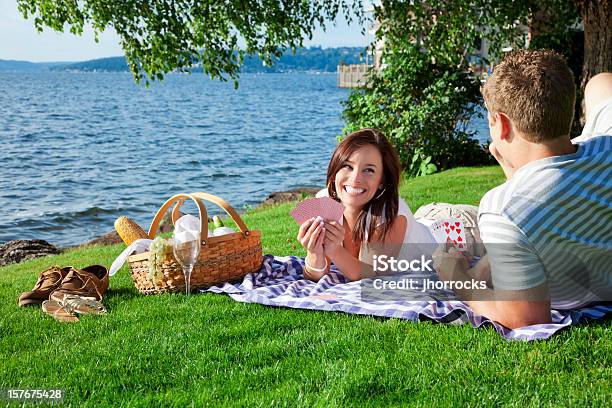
left=297, top=128, right=440, bottom=282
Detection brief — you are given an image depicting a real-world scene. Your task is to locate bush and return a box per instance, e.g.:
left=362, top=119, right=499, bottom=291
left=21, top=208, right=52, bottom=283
left=342, top=45, right=493, bottom=175
left=338, top=0, right=583, bottom=176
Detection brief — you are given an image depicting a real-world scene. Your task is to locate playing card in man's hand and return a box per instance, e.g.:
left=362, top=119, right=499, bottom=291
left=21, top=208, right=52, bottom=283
left=290, top=197, right=344, bottom=225
left=430, top=219, right=447, bottom=243
left=444, top=218, right=466, bottom=251
left=429, top=218, right=467, bottom=251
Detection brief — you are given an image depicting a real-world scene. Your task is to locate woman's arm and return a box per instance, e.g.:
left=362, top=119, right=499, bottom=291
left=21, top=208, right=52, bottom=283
left=297, top=216, right=328, bottom=281
left=324, top=216, right=407, bottom=281
left=303, top=253, right=330, bottom=281
left=324, top=246, right=373, bottom=281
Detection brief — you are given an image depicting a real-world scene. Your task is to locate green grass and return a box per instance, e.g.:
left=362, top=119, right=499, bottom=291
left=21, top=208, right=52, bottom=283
left=1, top=166, right=610, bottom=407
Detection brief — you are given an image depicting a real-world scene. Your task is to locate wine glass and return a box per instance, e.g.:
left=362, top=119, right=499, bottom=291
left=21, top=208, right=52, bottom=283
left=172, top=231, right=201, bottom=296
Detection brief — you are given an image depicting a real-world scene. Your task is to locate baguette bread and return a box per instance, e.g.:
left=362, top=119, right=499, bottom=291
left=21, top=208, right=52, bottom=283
left=114, top=216, right=149, bottom=245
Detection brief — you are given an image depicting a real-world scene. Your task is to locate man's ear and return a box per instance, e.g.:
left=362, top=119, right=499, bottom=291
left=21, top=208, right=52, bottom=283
left=497, top=112, right=513, bottom=142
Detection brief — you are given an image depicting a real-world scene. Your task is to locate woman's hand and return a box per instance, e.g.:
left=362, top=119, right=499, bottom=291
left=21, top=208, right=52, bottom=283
left=323, top=220, right=345, bottom=258
left=297, top=216, right=325, bottom=257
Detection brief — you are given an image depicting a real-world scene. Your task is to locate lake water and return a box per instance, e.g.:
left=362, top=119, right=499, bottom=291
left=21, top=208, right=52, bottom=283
left=0, top=71, right=489, bottom=247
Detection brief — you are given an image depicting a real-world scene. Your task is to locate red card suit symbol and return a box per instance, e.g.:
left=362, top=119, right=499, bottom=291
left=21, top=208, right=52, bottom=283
left=444, top=221, right=449, bottom=227
left=430, top=219, right=448, bottom=244
left=445, top=228, right=450, bottom=234
left=445, top=217, right=467, bottom=252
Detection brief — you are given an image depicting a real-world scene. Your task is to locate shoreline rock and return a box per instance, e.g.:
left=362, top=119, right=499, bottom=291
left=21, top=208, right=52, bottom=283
left=258, top=187, right=320, bottom=207
left=83, top=230, right=124, bottom=246
left=0, top=240, right=62, bottom=267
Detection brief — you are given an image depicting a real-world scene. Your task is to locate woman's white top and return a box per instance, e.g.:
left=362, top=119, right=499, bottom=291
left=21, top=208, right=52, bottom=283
left=315, top=189, right=436, bottom=265
left=360, top=198, right=437, bottom=265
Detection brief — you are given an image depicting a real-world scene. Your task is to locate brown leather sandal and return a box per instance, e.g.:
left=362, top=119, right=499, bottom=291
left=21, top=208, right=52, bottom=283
left=61, top=295, right=107, bottom=315
left=42, top=300, right=79, bottom=323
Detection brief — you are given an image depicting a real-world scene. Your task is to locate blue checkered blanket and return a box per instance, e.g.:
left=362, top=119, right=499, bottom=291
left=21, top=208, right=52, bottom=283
left=203, top=255, right=611, bottom=341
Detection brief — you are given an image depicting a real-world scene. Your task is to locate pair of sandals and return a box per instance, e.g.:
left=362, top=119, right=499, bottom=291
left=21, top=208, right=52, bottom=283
left=42, top=294, right=106, bottom=323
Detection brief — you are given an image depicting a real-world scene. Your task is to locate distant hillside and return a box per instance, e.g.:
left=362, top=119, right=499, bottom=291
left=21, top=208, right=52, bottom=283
left=241, top=46, right=366, bottom=72
left=0, top=59, right=68, bottom=72
left=50, top=47, right=367, bottom=73
left=53, top=56, right=129, bottom=72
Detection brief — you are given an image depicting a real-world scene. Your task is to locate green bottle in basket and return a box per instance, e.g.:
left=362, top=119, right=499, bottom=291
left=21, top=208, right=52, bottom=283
left=212, top=215, right=235, bottom=236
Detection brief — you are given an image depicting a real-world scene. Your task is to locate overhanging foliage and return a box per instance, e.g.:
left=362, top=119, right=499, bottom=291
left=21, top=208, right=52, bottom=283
left=17, top=0, right=365, bottom=85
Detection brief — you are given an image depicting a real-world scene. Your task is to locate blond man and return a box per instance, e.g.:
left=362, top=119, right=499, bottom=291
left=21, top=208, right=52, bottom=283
left=435, top=50, right=611, bottom=329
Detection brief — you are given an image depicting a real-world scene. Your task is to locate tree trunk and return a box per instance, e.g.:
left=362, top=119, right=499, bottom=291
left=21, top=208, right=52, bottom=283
left=580, top=0, right=612, bottom=92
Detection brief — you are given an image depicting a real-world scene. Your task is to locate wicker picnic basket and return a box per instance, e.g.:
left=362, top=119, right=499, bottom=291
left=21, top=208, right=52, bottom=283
left=127, top=192, right=262, bottom=295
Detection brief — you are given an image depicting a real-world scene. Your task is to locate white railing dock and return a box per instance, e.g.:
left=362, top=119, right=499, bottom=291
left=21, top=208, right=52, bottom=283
left=337, top=64, right=373, bottom=88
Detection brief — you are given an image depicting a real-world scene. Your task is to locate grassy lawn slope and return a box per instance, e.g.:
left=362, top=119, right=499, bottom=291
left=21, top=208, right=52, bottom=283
left=1, top=166, right=610, bottom=406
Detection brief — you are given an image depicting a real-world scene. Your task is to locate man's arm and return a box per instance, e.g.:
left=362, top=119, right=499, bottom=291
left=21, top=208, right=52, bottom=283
left=434, top=211, right=554, bottom=329
left=433, top=250, right=551, bottom=329
left=467, top=298, right=551, bottom=329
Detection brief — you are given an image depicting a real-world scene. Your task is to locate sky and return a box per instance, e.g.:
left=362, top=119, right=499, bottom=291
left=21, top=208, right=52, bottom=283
left=0, top=0, right=372, bottom=62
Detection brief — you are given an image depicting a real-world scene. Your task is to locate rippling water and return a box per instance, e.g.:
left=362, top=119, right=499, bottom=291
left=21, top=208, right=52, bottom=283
left=0, top=71, right=489, bottom=247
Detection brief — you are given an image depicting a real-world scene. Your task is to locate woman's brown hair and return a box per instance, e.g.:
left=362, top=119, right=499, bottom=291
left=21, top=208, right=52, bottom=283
left=326, top=128, right=402, bottom=244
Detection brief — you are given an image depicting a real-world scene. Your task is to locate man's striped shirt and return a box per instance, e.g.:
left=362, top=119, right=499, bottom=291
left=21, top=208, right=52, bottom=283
left=478, top=135, right=612, bottom=309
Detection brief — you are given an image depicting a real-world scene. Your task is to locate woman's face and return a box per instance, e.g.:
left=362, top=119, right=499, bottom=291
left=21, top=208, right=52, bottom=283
left=334, top=144, right=384, bottom=211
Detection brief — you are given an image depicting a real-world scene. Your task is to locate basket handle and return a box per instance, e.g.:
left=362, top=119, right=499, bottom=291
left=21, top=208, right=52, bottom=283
left=181, top=192, right=251, bottom=239
left=147, top=193, right=208, bottom=243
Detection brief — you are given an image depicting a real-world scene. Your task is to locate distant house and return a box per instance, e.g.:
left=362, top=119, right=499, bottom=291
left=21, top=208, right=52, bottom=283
left=337, top=62, right=372, bottom=88
left=337, top=6, right=378, bottom=88
left=338, top=5, right=581, bottom=88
